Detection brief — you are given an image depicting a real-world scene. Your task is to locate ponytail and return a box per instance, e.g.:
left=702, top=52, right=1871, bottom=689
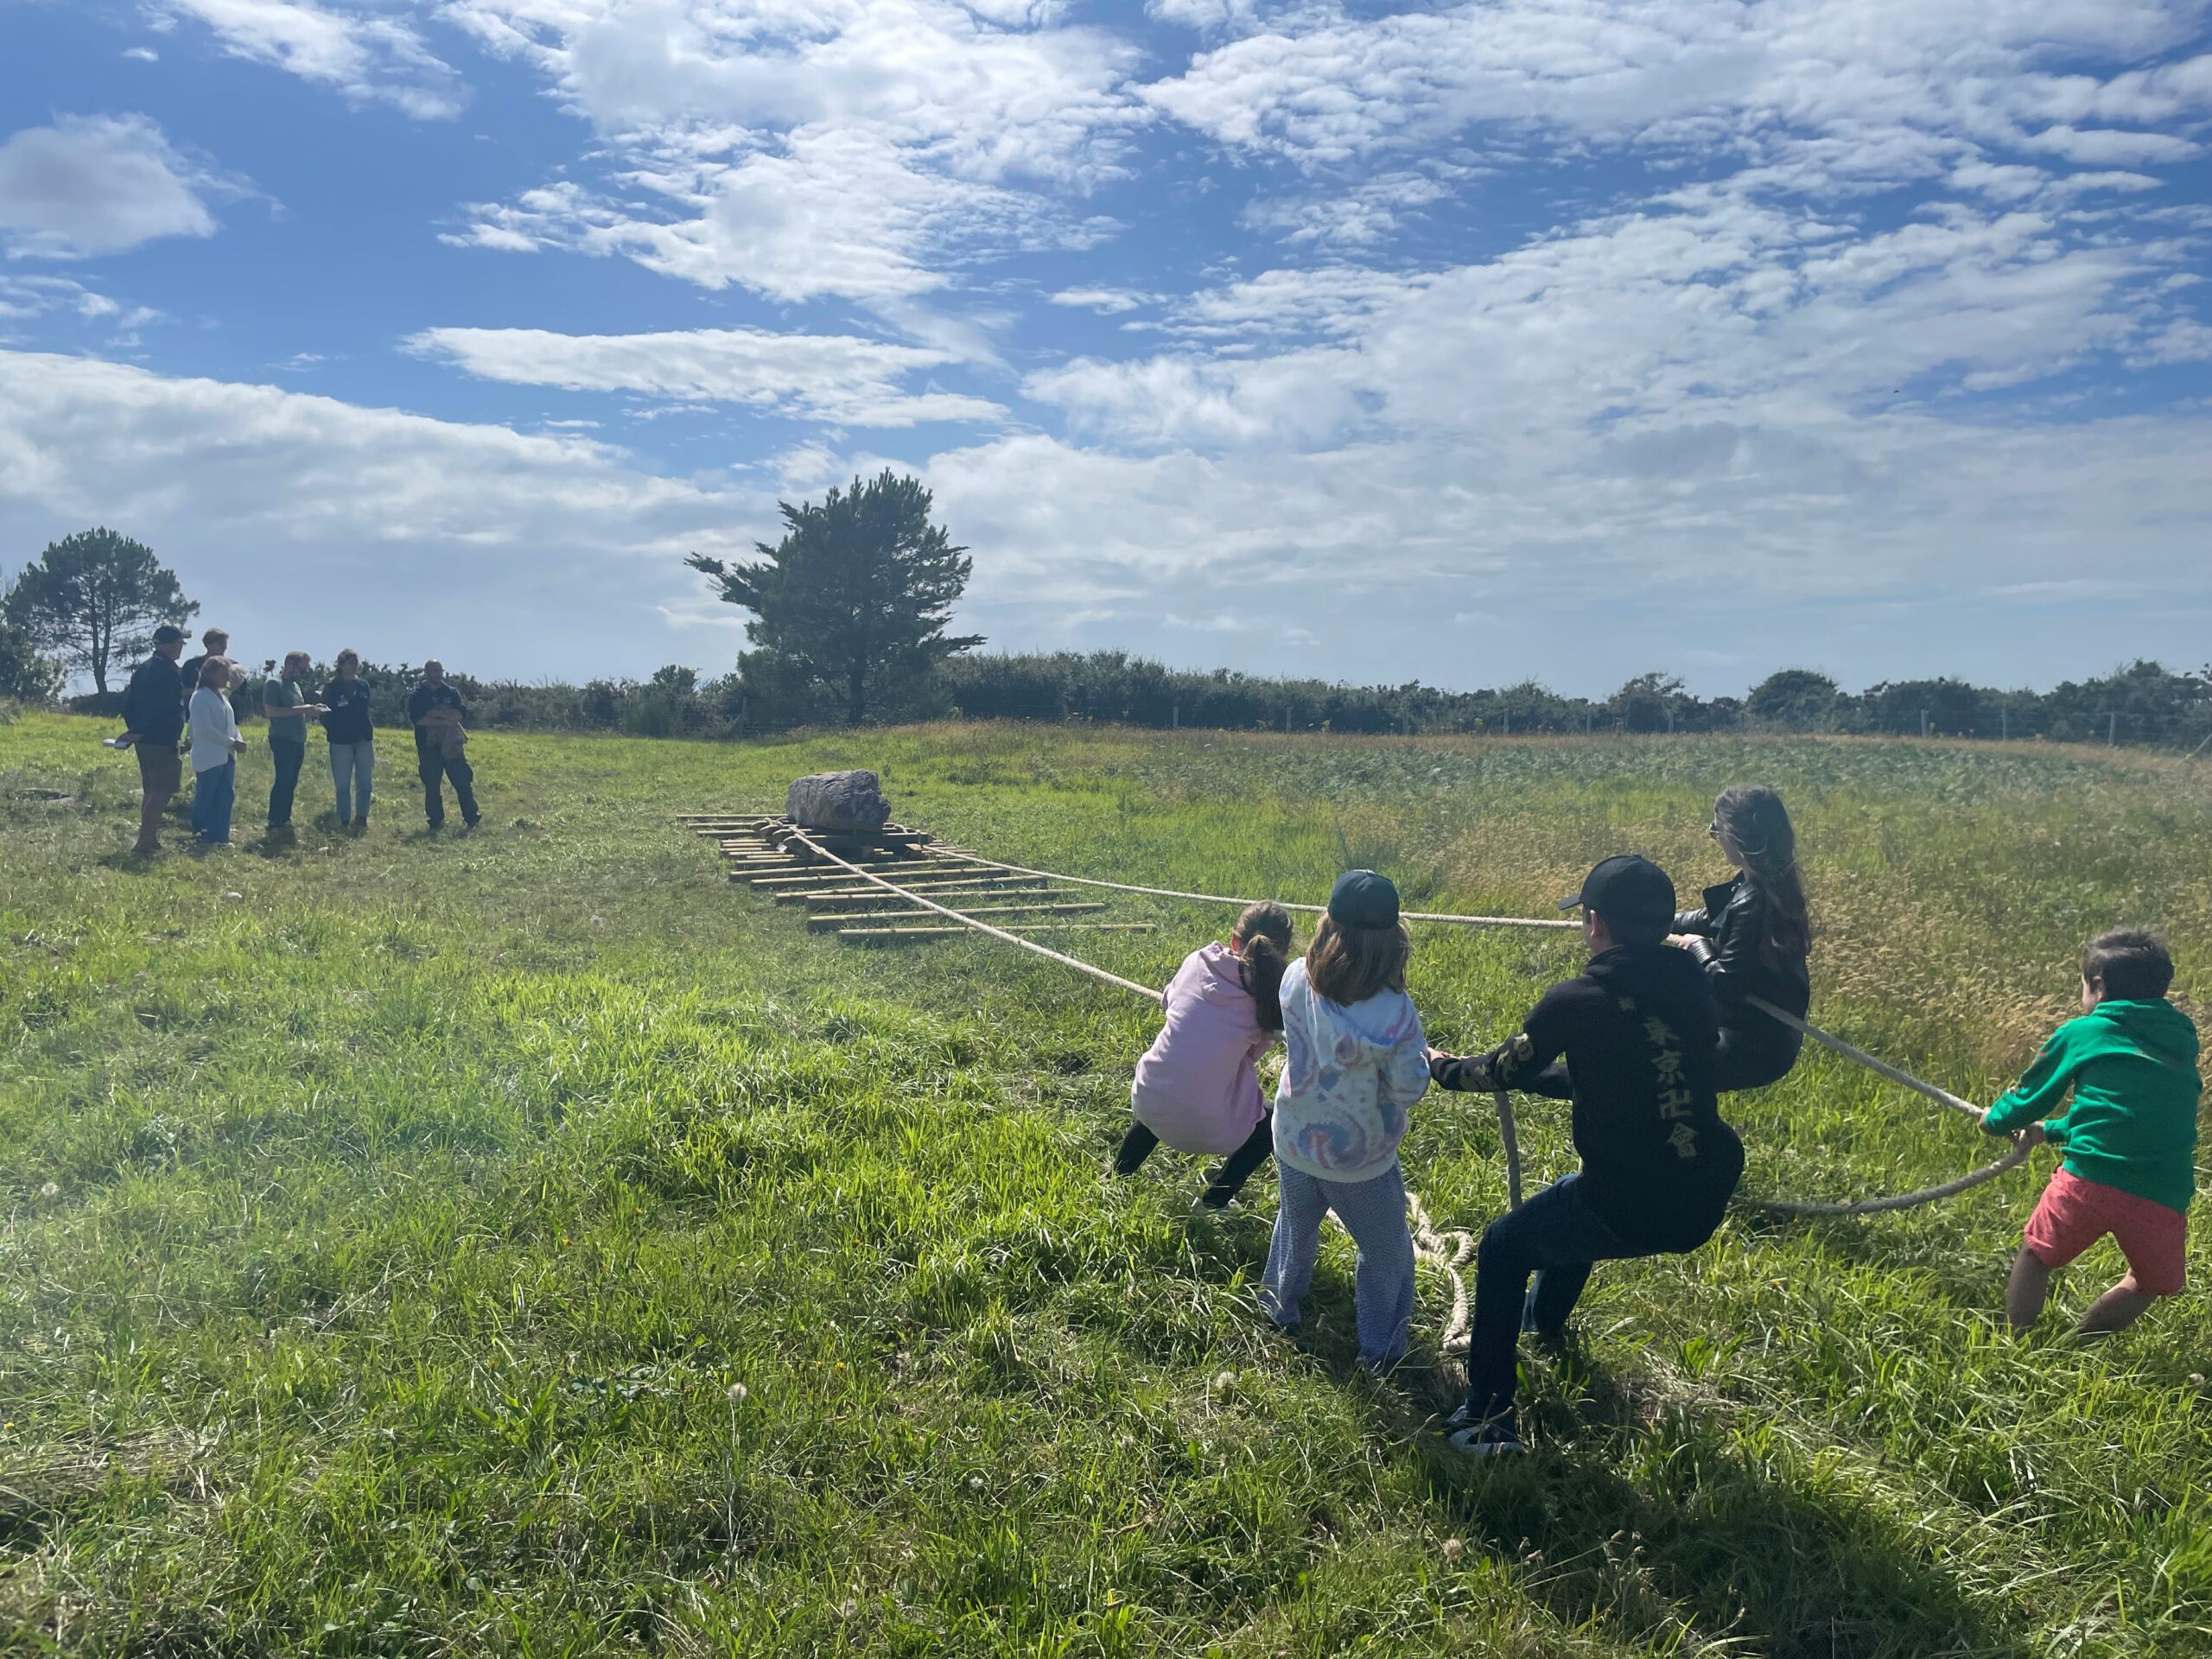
left=1713, top=785, right=1810, bottom=970
left=1232, top=900, right=1295, bottom=1033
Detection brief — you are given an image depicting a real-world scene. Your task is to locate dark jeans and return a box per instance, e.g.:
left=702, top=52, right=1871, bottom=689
left=188, top=759, right=236, bottom=845
left=267, top=740, right=305, bottom=828
left=417, top=745, right=479, bottom=828
left=1115, top=1115, right=1274, bottom=1206
left=1462, top=1173, right=1645, bottom=1422
left=1713, top=1022, right=1802, bottom=1092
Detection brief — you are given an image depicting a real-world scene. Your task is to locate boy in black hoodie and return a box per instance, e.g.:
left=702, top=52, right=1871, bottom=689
left=1427, top=855, right=1741, bottom=1457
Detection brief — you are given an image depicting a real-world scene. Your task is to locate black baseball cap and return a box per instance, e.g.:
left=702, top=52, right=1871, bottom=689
left=1557, top=855, right=1675, bottom=932
left=152, top=624, right=187, bottom=645
left=1329, top=868, right=1400, bottom=929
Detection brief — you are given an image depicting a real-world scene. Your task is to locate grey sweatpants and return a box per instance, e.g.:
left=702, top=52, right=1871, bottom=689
left=1261, top=1160, right=1415, bottom=1368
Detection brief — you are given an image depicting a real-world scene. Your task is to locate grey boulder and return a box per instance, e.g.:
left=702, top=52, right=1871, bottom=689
left=785, top=769, right=892, bottom=832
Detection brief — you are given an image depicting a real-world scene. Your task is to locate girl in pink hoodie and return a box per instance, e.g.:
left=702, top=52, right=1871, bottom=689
left=1115, top=902, right=1294, bottom=1208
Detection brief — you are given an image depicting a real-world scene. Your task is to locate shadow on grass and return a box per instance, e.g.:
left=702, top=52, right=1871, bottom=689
left=1179, top=1198, right=2018, bottom=1658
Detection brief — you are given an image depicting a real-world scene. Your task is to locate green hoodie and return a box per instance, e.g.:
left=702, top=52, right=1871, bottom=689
left=1984, top=999, right=2202, bottom=1213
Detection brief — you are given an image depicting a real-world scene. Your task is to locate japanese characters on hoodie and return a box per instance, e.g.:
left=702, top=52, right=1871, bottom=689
left=1271, top=957, right=1431, bottom=1184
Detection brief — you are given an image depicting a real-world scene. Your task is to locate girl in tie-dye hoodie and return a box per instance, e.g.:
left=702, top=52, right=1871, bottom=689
left=1261, top=871, right=1433, bottom=1370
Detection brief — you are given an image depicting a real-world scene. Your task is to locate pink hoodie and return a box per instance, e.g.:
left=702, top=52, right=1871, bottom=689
left=1130, top=943, right=1274, bottom=1156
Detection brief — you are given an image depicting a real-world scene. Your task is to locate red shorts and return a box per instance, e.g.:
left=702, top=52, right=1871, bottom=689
left=2023, top=1168, right=2188, bottom=1296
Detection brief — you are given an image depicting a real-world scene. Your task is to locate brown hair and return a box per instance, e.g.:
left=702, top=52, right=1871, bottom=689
left=2083, top=929, right=2173, bottom=1001
left=196, top=656, right=230, bottom=689
left=335, top=648, right=359, bottom=667
left=1306, top=913, right=1412, bottom=1006
left=1231, top=901, right=1294, bottom=1033
left=1713, top=784, right=1809, bottom=970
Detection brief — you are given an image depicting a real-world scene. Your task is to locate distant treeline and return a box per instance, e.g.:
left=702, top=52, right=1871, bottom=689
left=53, top=652, right=2212, bottom=751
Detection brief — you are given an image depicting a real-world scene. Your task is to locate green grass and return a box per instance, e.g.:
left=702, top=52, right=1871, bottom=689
left=1, top=712, right=2208, bottom=1657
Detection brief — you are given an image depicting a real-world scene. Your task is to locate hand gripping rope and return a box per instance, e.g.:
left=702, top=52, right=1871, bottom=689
left=779, top=833, right=2028, bottom=1361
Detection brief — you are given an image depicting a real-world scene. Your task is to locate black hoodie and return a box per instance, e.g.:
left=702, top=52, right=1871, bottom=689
left=1431, top=942, right=1743, bottom=1250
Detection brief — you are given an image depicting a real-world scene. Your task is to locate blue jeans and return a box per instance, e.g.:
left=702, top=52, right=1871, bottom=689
left=1462, top=1173, right=1643, bottom=1422
left=188, top=759, right=236, bottom=844
left=267, top=739, right=305, bottom=827
left=329, top=741, right=374, bottom=823
left=1262, top=1161, right=1416, bottom=1369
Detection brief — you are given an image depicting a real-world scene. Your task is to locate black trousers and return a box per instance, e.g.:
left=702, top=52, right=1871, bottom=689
left=1712, top=1022, right=1802, bottom=1092
left=1115, top=1115, right=1274, bottom=1207
left=267, top=740, right=305, bottom=828
left=417, top=745, right=480, bottom=827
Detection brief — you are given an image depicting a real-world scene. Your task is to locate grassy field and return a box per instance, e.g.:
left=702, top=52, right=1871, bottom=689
left=1, top=710, right=2208, bottom=1658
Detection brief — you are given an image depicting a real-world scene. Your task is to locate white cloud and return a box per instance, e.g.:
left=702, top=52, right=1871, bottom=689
left=156, top=0, right=466, bottom=119
left=453, top=129, right=1112, bottom=307
left=1048, top=287, right=1158, bottom=314
left=1143, top=0, right=2212, bottom=192
left=408, top=324, right=1007, bottom=426
left=445, top=1, right=1142, bottom=315
left=124, top=46, right=161, bottom=62
left=0, top=115, right=219, bottom=258
left=0, top=350, right=761, bottom=671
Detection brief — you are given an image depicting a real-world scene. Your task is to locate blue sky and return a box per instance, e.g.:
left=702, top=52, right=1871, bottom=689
left=2, top=0, right=2209, bottom=696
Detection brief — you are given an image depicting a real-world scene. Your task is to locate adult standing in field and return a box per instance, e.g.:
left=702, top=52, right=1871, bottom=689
left=321, top=648, right=375, bottom=830
left=187, top=657, right=247, bottom=846
left=118, top=622, right=189, bottom=855
left=408, top=659, right=480, bottom=832
left=260, top=651, right=327, bottom=839
left=1671, top=785, right=1812, bottom=1091
left=178, top=626, right=229, bottom=709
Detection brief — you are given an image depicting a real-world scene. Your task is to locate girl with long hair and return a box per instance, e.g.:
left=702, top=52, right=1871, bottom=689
left=1674, top=784, right=1813, bottom=1090
left=1260, top=871, right=1433, bottom=1372
left=1117, top=901, right=1295, bottom=1208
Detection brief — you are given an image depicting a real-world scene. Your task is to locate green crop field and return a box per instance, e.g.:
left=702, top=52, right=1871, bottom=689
left=2, top=710, right=2208, bottom=1658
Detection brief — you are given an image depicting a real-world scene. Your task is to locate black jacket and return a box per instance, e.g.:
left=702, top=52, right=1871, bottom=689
left=1675, top=874, right=1810, bottom=1024
left=1432, top=943, right=1742, bottom=1250
left=321, top=677, right=373, bottom=744
left=121, top=652, right=186, bottom=745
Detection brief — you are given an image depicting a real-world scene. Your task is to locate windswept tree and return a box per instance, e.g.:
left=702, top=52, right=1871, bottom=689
left=688, top=471, right=982, bottom=725
left=2, top=529, right=197, bottom=695
left=0, top=617, right=61, bottom=702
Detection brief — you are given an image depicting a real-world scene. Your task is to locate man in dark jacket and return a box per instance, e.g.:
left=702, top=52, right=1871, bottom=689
left=177, top=626, right=229, bottom=709
left=406, top=659, right=480, bottom=831
left=118, top=623, right=189, bottom=854
left=1427, top=855, right=1741, bottom=1458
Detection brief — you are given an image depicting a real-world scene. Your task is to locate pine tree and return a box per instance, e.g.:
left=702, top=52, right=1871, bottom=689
left=688, top=471, right=982, bottom=725
left=2, top=528, right=197, bottom=696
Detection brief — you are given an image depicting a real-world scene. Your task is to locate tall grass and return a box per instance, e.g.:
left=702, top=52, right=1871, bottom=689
left=0, top=714, right=2206, bottom=1656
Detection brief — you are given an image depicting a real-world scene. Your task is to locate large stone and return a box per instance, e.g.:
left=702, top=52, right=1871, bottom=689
left=785, top=769, right=892, bottom=833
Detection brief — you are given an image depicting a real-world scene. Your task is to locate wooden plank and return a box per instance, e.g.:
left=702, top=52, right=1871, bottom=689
left=791, top=876, right=1048, bottom=899
left=773, top=878, right=1060, bottom=905
left=837, top=922, right=1155, bottom=941
left=805, top=901, right=1106, bottom=931
left=746, top=862, right=986, bottom=887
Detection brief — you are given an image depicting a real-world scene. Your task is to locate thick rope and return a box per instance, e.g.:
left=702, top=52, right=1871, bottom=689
left=931, top=849, right=1579, bottom=930
left=781, top=831, right=1164, bottom=1002
left=1752, top=1138, right=2032, bottom=1217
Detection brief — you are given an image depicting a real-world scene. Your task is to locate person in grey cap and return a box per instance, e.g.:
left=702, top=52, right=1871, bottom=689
left=118, top=622, right=189, bottom=854
left=1260, top=869, right=1433, bottom=1372
left=1427, top=854, right=1740, bottom=1458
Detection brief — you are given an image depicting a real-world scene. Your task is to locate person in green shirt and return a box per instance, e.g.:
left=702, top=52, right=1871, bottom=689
left=260, top=650, right=327, bottom=836
left=1983, top=929, right=2201, bottom=1338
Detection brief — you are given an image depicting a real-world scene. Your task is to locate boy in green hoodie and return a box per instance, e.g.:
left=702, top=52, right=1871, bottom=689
left=1984, top=930, right=2201, bottom=1338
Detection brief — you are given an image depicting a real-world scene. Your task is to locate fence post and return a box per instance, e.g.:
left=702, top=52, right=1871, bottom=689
left=1918, top=709, right=1928, bottom=739
left=1502, top=711, right=1510, bottom=737
left=1172, top=703, right=1179, bottom=729
left=2108, top=711, right=2118, bottom=745
left=1284, top=708, right=1291, bottom=734
left=1999, top=706, right=2007, bottom=741
left=735, top=692, right=747, bottom=741
left=1585, top=711, right=1592, bottom=736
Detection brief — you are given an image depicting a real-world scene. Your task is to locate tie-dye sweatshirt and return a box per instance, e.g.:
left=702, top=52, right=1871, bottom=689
left=1271, top=958, right=1431, bottom=1184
